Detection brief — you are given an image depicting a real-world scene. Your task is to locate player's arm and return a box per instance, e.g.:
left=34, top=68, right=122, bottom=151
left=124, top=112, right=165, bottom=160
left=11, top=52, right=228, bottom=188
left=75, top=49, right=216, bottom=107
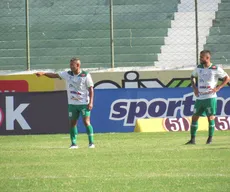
left=88, top=86, right=94, bottom=110
left=191, top=75, right=197, bottom=89
left=87, top=73, right=94, bottom=110
left=191, top=68, right=199, bottom=96
left=35, top=72, right=60, bottom=78
left=214, top=75, right=230, bottom=92
left=213, top=68, right=230, bottom=92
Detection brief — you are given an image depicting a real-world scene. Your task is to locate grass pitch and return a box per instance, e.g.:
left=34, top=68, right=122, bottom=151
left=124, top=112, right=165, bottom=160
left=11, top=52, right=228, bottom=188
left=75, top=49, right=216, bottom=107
left=0, top=131, right=230, bottom=192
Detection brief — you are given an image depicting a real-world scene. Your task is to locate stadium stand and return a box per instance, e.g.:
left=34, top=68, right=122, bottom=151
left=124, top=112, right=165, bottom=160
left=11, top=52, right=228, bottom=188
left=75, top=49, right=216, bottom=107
left=204, top=0, right=230, bottom=66
left=0, top=0, right=179, bottom=70
left=0, top=0, right=229, bottom=70
left=155, top=0, right=221, bottom=68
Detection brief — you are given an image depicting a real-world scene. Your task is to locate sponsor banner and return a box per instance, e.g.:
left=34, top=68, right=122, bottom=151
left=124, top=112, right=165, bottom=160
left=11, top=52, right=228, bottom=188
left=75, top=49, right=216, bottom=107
left=0, top=80, right=28, bottom=92
left=0, top=87, right=229, bottom=135
left=1, top=70, right=230, bottom=91
left=0, top=91, right=69, bottom=135
left=164, top=117, right=230, bottom=132
left=0, top=74, right=55, bottom=92
left=134, top=117, right=230, bottom=132
left=92, top=70, right=230, bottom=89
left=91, top=87, right=230, bottom=133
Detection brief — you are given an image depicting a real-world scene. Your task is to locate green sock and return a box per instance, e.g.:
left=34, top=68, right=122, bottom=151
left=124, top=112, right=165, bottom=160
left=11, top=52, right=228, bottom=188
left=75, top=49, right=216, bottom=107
left=190, top=121, right=198, bottom=136
left=209, top=119, right=215, bottom=136
left=70, top=126, right=78, bottom=145
left=86, top=125, right=94, bottom=144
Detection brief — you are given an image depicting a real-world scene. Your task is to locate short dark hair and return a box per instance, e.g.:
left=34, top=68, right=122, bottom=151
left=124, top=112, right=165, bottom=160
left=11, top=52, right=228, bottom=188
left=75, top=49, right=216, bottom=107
left=200, top=50, right=211, bottom=55
left=70, top=57, right=80, bottom=62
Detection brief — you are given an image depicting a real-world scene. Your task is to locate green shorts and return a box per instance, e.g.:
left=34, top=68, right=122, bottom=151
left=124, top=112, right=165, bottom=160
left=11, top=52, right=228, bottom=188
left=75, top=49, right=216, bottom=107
left=193, top=98, right=217, bottom=117
left=68, top=104, right=91, bottom=120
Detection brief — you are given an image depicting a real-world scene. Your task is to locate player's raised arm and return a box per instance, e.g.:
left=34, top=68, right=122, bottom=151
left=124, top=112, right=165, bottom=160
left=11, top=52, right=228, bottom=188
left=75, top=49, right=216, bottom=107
left=35, top=72, right=60, bottom=78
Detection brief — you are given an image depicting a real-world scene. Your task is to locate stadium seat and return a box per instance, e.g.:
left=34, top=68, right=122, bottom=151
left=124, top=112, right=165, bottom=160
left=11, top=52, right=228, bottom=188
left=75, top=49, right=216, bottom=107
left=0, top=0, right=180, bottom=70
left=204, top=1, right=230, bottom=65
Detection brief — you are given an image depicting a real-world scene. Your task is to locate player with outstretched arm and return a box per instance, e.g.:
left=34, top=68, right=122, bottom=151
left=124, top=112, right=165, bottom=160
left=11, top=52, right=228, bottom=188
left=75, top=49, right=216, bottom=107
left=35, top=57, right=95, bottom=149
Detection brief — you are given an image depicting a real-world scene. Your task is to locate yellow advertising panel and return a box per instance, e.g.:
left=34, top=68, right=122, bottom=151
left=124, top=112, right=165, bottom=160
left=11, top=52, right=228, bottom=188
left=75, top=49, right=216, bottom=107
left=0, top=74, right=55, bottom=92
left=134, top=117, right=230, bottom=132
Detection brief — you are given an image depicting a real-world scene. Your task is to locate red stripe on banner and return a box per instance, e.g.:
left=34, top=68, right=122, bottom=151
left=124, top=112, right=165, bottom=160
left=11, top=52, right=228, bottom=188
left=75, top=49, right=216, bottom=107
left=0, top=80, right=29, bottom=92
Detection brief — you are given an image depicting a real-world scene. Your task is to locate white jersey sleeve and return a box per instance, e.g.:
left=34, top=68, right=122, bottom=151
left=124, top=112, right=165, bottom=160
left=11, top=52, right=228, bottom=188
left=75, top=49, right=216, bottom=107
left=58, top=71, right=69, bottom=80
left=191, top=68, right=198, bottom=77
left=86, top=73, right=94, bottom=87
left=216, top=67, right=228, bottom=79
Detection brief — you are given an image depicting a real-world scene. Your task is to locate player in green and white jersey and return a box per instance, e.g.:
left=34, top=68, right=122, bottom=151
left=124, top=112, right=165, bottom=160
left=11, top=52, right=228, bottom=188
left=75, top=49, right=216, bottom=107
left=36, top=58, right=95, bottom=149
left=186, top=50, right=230, bottom=144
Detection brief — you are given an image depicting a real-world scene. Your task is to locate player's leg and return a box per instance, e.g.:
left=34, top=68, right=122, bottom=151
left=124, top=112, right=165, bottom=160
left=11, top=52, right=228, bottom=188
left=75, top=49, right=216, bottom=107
left=69, top=119, right=78, bottom=148
left=68, top=105, right=80, bottom=148
left=205, top=98, right=217, bottom=144
left=186, top=99, right=203, bottom=144
left=206, top=115, right=215, bottom=144
left=80, top=105, right=95, bottom=148
left=186, top=115, right=199, bottom=144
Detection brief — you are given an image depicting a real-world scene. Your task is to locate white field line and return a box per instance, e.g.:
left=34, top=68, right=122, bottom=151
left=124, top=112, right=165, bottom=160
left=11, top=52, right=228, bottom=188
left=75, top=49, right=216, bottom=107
left=1, top=173, right=230, bottom=180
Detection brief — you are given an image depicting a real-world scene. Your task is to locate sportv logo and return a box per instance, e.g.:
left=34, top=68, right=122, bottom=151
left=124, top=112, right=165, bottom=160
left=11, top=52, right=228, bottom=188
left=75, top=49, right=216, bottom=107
left=0, top=96, right=31, bottom=130
left=109, top=93, right=230, bottom=126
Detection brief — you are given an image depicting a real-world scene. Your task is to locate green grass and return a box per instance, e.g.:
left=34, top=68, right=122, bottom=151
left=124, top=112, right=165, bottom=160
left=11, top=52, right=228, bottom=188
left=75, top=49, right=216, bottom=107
left=0, top=131, right=230, bottom=192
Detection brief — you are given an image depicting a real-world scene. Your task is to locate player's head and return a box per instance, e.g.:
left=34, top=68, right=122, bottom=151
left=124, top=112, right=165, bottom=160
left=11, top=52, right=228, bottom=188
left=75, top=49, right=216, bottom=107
left=70, top=57, right=81, bottom=72
left=200, top=50, right=211, bottom=65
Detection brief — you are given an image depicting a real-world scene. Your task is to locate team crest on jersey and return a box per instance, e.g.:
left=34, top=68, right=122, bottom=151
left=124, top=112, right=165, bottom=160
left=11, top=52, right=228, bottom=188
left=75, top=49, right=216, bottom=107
left=211, top=66, right=217, bottom=69
left=199, top=78, right=205, bottom=83
left=81, top=74, right=86, bottom=77
left=69, top=84, right=74, bottom=88
left=68, top=75, right=73, bottom=81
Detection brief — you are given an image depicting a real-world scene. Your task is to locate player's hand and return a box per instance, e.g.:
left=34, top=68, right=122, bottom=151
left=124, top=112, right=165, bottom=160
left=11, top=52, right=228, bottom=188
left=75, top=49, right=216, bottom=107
left=193, top=87, right=199, bottom=96
left=211, top=87, right=220, bottom=93
left=35, top=72, right=45, bottom=77
left=88, top=103, right=93, bottom=110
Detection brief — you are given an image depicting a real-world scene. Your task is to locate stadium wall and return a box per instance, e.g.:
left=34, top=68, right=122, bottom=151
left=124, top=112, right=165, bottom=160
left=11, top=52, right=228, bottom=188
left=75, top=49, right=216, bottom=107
left=1, top=69, right=230, bottom=92
left=1, top=69, right=230, bottom=135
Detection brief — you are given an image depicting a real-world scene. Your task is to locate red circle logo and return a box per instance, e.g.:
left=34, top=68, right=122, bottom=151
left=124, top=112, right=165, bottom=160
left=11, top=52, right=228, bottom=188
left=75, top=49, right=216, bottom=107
left=215, top=117, right=230, bottom=131
left=163, top=118, right=190, bottom=132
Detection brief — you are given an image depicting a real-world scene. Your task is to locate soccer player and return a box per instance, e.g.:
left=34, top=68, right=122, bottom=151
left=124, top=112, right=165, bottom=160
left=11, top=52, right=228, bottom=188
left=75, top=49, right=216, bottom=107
left=186, top=50, right=230, bottom=144
left=35, top=57, right=95, bottom=149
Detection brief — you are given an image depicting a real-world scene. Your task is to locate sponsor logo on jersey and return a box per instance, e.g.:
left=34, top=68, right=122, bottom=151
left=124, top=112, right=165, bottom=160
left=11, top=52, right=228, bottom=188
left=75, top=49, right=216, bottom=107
left=198, top=91, right=213, bottom=95
left=70, top=91, right=81, bottom=95
left=199, top=86, right=211, bottom=89
left=71, top=96, right=80, bottom=101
